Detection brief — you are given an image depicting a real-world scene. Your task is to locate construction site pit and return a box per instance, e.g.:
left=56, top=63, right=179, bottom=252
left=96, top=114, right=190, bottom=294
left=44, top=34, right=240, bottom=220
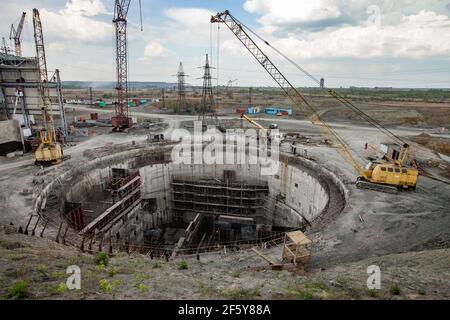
left=34, top=142, right=347, bottom=257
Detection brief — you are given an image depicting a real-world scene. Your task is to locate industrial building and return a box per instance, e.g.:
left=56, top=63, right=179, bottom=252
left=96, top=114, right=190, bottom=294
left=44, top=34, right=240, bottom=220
left=0, top=52, right=67, bottom=154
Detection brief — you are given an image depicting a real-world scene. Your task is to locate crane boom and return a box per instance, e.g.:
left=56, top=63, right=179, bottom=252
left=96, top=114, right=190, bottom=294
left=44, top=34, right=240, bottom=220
left=33, top=8, right=63, bottom=165
left=33, top=8, right=55, bottom=143
left=10, top=12, right=26, bottom=57
left=241, top=113, right=264, bottom=130
left=211, top=10, right=419, bottom=193
left=112, top=0, right=132, bottom=130
left=211, top=10, right=366, bottom=177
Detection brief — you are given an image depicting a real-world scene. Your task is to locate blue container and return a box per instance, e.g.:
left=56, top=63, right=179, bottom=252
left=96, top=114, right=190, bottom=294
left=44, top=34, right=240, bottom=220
left=264, top=107, right=278, bottom=115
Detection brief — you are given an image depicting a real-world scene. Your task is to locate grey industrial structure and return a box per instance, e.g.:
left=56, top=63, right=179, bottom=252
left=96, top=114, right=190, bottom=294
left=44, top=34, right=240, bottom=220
left=0, top=52, right=67, bottom=147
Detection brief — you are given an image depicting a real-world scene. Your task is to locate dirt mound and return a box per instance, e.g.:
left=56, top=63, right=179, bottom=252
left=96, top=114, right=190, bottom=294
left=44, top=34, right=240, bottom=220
left=412, top=133, right=450, bottom=157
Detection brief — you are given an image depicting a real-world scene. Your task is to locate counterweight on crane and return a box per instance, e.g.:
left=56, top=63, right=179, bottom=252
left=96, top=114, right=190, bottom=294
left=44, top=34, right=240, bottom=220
left=211, top=10, right=418, bottom=193
left=9, top=12, right=26, bottom=57
left=33, top=8, right=64, bottom=165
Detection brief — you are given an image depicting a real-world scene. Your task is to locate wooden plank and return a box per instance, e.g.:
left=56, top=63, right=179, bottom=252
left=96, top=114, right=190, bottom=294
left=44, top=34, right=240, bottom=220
left=251, top=246, right=277, bottom=265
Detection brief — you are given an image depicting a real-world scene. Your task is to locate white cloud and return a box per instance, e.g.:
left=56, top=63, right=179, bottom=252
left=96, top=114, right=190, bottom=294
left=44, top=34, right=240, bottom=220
left=238, top=1, right=450, bottom=60
left=165, top=7, right=214, bottom=27
left=244, top=0, right=342, bottom=25
left=39, top=0, right=111, bottom=44
left=63, top=0, right=108, bottom=17
left=278, top=10, right=450, bottom=59
left=141, top=41, right=173, bottom=60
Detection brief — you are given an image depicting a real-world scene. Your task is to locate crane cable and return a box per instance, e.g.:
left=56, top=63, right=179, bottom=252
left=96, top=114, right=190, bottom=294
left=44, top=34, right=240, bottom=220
left=229, top=13, right=406, bottom=146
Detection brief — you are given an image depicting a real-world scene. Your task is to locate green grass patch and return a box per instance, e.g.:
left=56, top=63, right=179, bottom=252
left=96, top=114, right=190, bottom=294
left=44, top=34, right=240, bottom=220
left=95, top=252, right=110, bottom=267
left=9, top=253, right=27, bottom=261
left=6, top=280, right=29, bottom=299
left=296, top=288, right=315, bottom=300
left=417, top=288, right=426, bottom=296
left=178, top=260, right=188, bottom=270
left=99, top=279, right=112, bottom=293
left=218, top=288, right=261, bottom=300
left=135, top=283, right=148, bottom=293
left=197, top=282, right=218, bottom=297
left=390, top=283, right=401, bottom=296
left=367, top=288, right=378, bottom=298
left=232, top=271, right=241, bottom=278
left=108, top=267, right=117, bottom=277
left=57, top=282, right=68, bottom=294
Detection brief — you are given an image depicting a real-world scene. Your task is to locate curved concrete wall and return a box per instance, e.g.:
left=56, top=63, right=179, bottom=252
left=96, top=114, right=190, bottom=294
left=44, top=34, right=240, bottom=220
left=35, top=143, right=345, bottom=242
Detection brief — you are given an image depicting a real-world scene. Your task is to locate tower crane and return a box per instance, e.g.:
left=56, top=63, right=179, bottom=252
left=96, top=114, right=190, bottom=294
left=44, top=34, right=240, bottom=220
left=33, top=8, right=64, bottom=165
left=9, top=12, right=26, bottom=57
left=111, top=0, right=132, bottom=130
left=211, top=10, right=418, bottom=193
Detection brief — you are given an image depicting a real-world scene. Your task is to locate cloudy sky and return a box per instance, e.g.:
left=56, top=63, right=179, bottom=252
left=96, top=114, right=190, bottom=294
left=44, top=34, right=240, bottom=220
left=1, top=0, right=450, bottom=88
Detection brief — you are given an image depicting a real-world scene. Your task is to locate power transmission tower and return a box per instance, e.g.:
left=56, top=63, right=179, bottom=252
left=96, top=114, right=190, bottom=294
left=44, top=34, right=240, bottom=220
left=161, top=88, right=166, bottom=109
left=89, top=87, right=93, bottom=106
left=176, top=62, right=188, bottom=113
left=200, top=54, right=215, bottom=120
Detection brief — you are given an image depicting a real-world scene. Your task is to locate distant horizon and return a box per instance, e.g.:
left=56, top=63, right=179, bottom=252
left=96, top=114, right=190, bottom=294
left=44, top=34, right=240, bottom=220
left=61, top=80, right=450, bottom=90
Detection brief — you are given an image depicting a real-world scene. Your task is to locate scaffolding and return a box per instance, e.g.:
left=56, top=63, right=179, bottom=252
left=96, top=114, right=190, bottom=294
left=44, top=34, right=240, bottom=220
left=171, top=179, right=269, bottom=217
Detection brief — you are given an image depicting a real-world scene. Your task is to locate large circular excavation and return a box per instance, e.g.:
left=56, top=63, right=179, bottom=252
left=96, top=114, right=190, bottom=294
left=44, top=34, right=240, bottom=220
left=37, top=143, right=346, bottom=255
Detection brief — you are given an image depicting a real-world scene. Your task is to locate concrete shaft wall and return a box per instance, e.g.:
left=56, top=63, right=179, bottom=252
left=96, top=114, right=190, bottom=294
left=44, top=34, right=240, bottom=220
left=35, top=144, right=339, bottom=249
left=0, top=120, right=21, bottom=144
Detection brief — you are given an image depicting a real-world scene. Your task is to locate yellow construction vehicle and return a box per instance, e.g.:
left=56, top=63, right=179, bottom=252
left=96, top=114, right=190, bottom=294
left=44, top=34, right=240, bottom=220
left=353, top=143, right=418, bottom=193
left=33, top=8, right=64, bottom=166
left=212, top=10, right=418, bottom=193
left=240, top=112, right=283, bottom=142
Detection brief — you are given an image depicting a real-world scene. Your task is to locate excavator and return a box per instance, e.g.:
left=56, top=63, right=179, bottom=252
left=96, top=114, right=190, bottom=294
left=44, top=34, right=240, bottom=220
left=33, top=8, right=64, bottom=166
left=211, top=10, right=419, bottom=193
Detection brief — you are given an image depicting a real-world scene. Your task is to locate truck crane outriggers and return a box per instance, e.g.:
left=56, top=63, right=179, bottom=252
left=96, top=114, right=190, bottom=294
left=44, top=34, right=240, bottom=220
left=211, top=10, right=418, bottom=193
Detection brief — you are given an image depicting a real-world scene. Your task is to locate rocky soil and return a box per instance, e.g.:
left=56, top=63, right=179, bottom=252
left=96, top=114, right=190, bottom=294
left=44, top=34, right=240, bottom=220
left=1, top=226, right=448, bottom=300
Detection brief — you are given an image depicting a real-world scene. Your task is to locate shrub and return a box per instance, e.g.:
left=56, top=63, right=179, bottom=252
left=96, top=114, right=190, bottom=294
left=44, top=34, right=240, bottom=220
left=96, top=263, right=106, bottom=272
left=152, top=261, right=162, bottom=269
left=390, top=283, right=401, bottom=296
left=296, top=288, right=315, bottom=300
left=57, top=282, right=68, bottom=294
left=108, top=267, right=117, bottom=277
left=232, top=271, right=241, bottom=278
left=178, top=261, right=188, bottom=270
left=367, top=288, right=378, bottom=297
left=99, top=279, right=112, bottom=293
left=136, top=283, right=148, bottom=293
left=95, top=252, right=109, bottom=267
left=7, top=280, right=29, bottom=299
left=418, top=288, right=426, bottom=296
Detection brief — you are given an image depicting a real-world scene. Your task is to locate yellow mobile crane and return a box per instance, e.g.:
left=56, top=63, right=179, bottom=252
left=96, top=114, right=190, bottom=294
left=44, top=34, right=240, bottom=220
left=240, top=112, right=282, bottom=142
left=211, top=10, right=418, bottom=193
left=33, top=8, right=63, bottom=166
